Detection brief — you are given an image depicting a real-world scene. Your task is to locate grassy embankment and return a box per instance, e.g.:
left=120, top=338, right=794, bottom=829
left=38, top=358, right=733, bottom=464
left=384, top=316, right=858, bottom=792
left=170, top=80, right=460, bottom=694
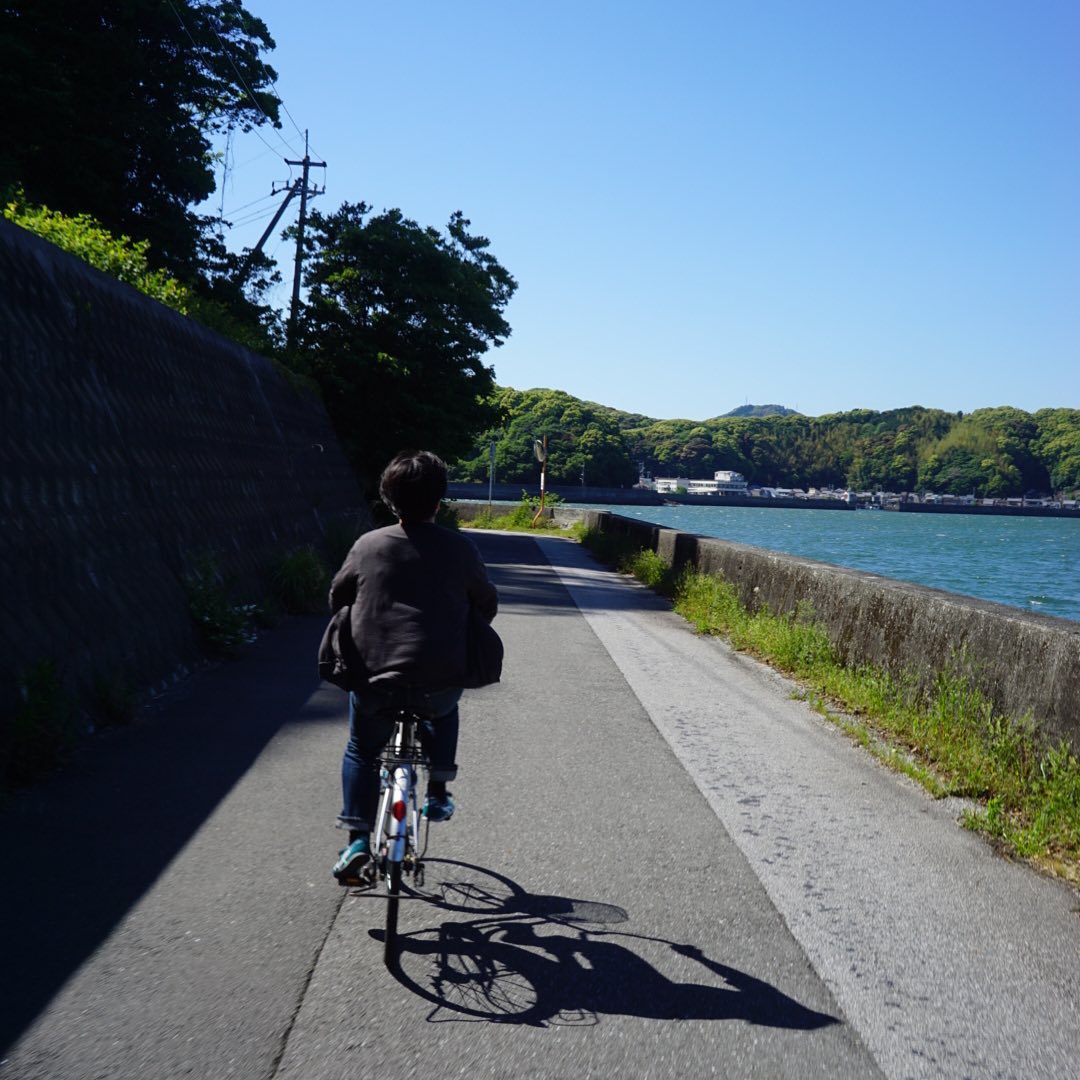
left=450, top=497, right=575, bottom=533
left=580, top=528, right=1080, bottom=887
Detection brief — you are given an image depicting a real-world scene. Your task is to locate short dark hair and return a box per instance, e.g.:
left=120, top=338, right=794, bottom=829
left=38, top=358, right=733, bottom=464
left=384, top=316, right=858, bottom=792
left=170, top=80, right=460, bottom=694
left=379, top=450, right=448, bottom=523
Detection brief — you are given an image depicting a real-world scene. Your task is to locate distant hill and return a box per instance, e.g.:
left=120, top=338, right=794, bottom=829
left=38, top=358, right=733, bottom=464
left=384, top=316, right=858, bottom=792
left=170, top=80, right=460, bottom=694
left=722, top=404, right=801, bottom=418
left=452, top=386, right=1079, bottom=498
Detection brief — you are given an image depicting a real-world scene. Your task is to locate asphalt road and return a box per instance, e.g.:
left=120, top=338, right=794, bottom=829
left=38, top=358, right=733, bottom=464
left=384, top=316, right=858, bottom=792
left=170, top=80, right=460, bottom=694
left=2, top=531, right=1077, bottom=1079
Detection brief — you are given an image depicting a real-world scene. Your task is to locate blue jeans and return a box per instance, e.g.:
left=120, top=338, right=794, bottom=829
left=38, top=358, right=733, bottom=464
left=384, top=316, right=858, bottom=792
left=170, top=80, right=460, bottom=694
left=338, top=685, right=462, bottom=833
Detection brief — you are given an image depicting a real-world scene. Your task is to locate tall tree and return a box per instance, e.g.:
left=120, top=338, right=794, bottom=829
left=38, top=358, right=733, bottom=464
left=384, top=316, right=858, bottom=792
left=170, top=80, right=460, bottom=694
left=455, top=387, right=638, bottom=487
left=1033, top=409, right=1080, bottom=495
left=299, top=202, right=516, bottom=486
left=0, top=0, right=280, bottom=275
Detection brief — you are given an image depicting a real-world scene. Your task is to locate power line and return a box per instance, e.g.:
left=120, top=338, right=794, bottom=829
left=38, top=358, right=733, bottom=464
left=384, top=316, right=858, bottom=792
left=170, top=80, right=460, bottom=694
left=258, top=63, right=308, bottom=150
left=232, top=144, right=282, bottom=171
left=162, top=3, right=329, bottom=321
left=203, top=8, right=302, bottom=159
left=221, top=191, right=281, bottom=218
left=165, top=0, right=300, bottom=160
left=229, top=208, right=282, bottom=230
left=250, top=42, right=322, bottom=160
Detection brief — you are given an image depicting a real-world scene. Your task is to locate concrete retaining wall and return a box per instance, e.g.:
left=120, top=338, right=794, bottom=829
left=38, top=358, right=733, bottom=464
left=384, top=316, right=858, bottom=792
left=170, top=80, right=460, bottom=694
left=0, top=220, right=369, bottom=726
left=576, top=509, right=1080, bottom=753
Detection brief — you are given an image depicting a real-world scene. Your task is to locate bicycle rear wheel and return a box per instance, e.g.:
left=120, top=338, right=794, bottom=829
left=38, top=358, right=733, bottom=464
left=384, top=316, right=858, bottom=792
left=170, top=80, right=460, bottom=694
left=384, top=858, right=403, bottom=968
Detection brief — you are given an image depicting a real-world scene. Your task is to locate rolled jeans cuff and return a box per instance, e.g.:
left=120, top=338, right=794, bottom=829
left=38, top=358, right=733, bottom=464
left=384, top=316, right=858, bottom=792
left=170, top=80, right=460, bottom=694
left=336, top=814, right=370, bottom=832
left=429, top=764, right=458, bottom=783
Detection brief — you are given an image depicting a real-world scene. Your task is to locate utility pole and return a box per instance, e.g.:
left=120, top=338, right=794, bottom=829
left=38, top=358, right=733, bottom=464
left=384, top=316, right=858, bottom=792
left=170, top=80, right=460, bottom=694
left=235, top=177, right=302, bottom=285
left=233, top=131, right=326, bottom=330
left=531, top=435, right=548, bottom=528
left=285, top=131, right=326, bottom=350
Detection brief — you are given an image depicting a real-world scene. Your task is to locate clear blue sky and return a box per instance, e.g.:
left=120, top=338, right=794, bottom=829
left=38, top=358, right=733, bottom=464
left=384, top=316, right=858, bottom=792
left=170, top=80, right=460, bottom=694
left=204, top=0, right=1079, bottom=421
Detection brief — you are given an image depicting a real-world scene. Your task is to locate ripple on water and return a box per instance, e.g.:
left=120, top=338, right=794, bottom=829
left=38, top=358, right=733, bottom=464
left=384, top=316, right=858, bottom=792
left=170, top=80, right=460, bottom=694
left=581, top=504, right=1080, bottom=622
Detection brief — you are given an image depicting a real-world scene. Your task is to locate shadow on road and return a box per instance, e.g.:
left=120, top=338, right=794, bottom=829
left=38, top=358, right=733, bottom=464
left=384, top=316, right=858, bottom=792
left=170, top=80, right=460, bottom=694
left=0, top=617, right=330, bottom=1056
left=374, top=859, right=839, bottom=1030
left=0, top=531, right=663, bottom=1054
left=469, top=531, right=669, bottom=619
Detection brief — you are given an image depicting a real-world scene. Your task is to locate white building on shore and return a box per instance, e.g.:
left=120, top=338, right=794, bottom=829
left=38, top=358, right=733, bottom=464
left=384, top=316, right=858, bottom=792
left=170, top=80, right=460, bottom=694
left=656, top=470, right=749, bottom=495
left=653, top=476, right=690, bottom=494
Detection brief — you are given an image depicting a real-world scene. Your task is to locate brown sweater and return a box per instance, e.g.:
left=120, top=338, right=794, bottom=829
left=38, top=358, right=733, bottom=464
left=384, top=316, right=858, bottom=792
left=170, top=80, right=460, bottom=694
left=329, top=523, right=498, bottom=691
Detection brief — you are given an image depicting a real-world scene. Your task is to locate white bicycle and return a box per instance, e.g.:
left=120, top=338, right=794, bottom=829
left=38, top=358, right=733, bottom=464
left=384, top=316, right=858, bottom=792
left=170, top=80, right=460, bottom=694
left=351, top=707, right=431, bottom=968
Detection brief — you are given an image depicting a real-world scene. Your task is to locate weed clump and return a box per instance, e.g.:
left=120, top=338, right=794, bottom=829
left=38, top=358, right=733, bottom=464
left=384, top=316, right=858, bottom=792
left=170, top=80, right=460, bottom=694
left=5, top=659, right=79, bottom=786
left=183, top=553, right=261, bottom=656
left=270, top=545, right=329, bottom=614
left=91, top=669, right=137, bottom=728
left=462, top=493, right=568, bottom=533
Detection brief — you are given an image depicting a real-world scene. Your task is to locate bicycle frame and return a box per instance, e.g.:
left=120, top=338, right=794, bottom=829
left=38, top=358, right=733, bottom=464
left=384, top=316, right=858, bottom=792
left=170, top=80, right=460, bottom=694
left=372, top=711, right=427, bottom=867
left=371, top=709, right=429, bottom=966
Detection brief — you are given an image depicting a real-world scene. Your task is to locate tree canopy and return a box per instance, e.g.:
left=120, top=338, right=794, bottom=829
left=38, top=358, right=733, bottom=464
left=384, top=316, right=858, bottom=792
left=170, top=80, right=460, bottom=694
left=0, top=0, right=280, bottom=275
left=299, top=203, right=517, bottom=486
left=454, top=387, right=639, bottom=488
left=453, top=390, right=1080, bottom=498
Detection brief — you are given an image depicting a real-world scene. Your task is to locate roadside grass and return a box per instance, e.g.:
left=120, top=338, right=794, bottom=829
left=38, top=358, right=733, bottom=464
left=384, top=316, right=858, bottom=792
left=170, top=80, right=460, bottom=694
left=269, top=544, right=329, bottom=614
left=582, top=528, right=1080, bottom=885
left=453, top=494, right=577, bottom=534
left=183, top=552, right=262, bottom=656
left=4, top=659, right=79, bottom=790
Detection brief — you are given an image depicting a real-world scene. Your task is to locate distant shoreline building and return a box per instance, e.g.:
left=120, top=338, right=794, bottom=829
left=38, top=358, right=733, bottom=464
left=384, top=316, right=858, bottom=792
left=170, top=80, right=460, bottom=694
left=638, top=470, right=1073, bottom=510
left=652, top=470, right=749, bottom=495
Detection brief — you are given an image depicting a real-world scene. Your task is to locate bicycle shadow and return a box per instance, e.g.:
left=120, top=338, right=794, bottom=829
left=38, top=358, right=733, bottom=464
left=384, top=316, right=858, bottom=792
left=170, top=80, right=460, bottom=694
left=373, top=860, right=840, bottom=1030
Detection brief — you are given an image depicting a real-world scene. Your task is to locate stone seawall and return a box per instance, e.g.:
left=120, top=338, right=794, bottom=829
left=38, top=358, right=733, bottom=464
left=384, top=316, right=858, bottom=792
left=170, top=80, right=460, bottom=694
left=0, top=220, right=369, bottom=725
left=573, top=509, right=1080, bottom=753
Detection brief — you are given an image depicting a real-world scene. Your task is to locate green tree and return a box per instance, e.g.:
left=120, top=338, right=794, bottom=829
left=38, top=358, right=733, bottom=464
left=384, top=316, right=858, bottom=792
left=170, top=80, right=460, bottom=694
left=1033, top=409, right=1080, bottom=495
left=0, top=1, right=280, bottom=276
left=456, top=387, right=637, bottom=487
left=917, top=409, right=1049, bottom=496
left=917, top=447, right=989, bottom=495
left=299, top=203, right=516, bottom=486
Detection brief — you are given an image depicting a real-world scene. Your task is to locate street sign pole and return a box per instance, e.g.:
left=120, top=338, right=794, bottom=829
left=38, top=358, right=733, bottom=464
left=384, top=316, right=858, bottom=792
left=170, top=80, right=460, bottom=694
left=531, top=435, right=548, bottom=527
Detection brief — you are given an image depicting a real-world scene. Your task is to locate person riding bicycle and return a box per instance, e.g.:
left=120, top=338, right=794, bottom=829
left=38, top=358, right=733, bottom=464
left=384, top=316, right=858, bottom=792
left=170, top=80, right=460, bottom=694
left=329, top=449, right=498, bottom=882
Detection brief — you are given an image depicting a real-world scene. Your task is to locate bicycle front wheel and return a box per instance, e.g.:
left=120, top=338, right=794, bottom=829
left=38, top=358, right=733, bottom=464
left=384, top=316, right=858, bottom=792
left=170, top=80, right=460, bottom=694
left=384, top=858, right=403, bottom=968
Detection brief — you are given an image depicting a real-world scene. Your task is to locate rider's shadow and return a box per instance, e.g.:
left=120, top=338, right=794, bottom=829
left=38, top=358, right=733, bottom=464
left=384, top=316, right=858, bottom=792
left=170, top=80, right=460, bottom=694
left=382, top=877, right=839, bottom=1029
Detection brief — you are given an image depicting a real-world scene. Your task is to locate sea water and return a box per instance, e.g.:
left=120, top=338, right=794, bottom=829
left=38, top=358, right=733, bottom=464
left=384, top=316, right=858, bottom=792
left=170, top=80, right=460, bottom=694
left=579, top=503, right=1080, bottom=623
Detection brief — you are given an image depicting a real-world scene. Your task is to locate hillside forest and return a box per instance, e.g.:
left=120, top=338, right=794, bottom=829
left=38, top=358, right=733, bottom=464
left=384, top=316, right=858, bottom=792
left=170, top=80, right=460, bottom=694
left=453, top=389, right=1080, bottom=499
left=3, top=5, right=1076, bottom=501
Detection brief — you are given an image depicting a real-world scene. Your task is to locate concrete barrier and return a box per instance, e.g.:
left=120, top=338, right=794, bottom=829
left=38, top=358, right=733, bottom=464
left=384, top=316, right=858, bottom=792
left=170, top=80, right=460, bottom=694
left=573, top=510, right=1080, bottom=754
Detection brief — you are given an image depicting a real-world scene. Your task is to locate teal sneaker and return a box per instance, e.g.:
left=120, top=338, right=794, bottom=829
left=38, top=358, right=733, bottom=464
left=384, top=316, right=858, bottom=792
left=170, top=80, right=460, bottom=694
left=332, top=835, right=370, bottom=882
left=422, top=793, right=455, bottom=822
